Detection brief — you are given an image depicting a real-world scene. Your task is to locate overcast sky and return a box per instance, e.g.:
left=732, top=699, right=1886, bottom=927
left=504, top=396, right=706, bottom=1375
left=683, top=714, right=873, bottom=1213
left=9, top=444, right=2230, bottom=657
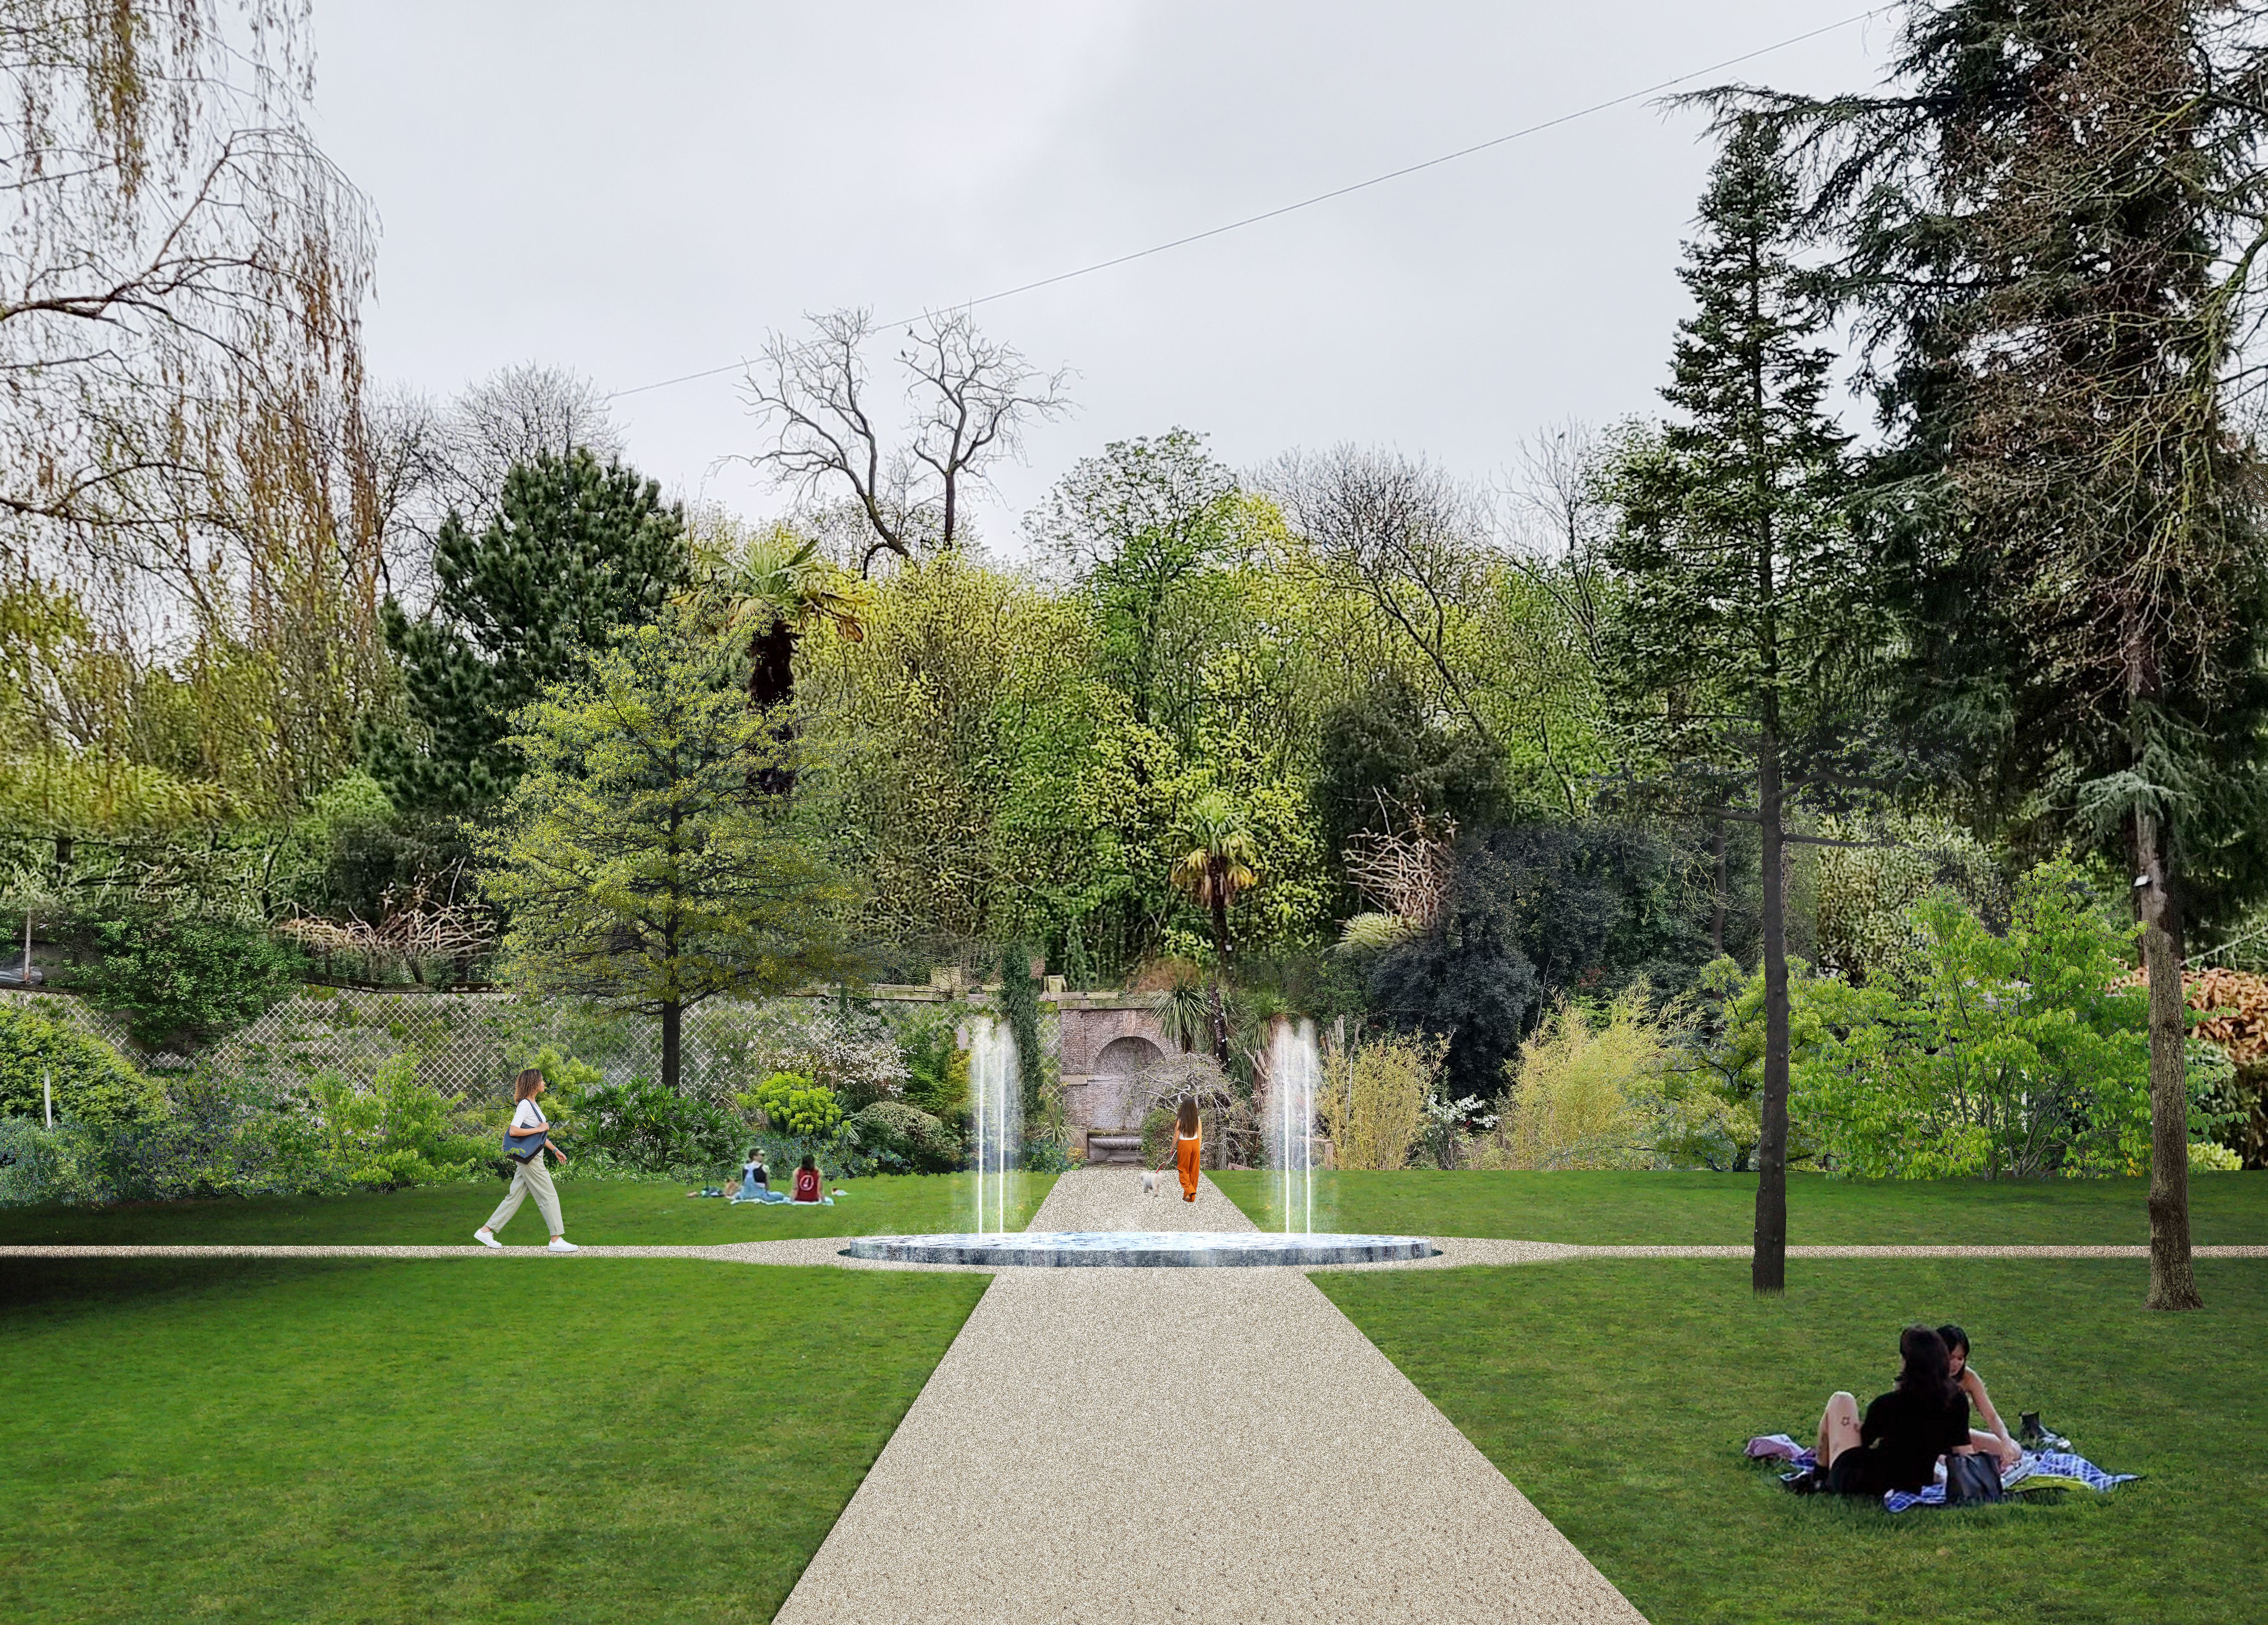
left=312, top=2, right=1893, bottom=554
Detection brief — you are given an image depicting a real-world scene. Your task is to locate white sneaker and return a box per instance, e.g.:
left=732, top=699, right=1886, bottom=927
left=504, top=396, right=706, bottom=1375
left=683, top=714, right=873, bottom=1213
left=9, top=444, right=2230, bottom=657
left=547, top=1237, right=579, bottom=1252
left=474, top=1229, right=502, bottom=1249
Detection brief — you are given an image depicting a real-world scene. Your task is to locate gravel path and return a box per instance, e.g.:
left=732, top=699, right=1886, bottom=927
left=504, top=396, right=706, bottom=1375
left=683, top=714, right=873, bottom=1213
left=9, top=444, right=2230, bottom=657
left=769, top=1168, right=1646, bottom=1625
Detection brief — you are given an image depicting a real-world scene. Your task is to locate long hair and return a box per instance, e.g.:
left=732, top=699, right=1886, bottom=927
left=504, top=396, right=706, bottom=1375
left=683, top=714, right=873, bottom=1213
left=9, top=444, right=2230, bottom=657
left=1176, top=1098, right=1200, bottom=1137
left=1895, top=1325, right=1957, bottom=1409
left=1936, top=1323, right=1970, bottom=1363
left=513, top=1068, right=546, bottom=1102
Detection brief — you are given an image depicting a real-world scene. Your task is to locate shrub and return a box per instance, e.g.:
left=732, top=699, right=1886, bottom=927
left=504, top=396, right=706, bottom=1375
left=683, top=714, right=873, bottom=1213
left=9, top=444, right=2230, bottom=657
left=574, top=1074, right=742, bottom=1173
left=900, top=1017, right=970, bottom=1131
left=850, top=1100, right=957, bottom=1172
left=1319, top=1031, right=1440, bottom=1171
left=310, top=1052, right=491, bottom=1189
left=0, top=1003, right=166, bottom=1127
left=2191, top=1139, right=2242, bottom=1171
left=76, top=913, right=305, bottom=1049
left=1795, top=861, right=2149, bottom=1178
left=1479, top=987, right=1674, bottom=1171
left=740, top=1070, right=843, bottom=1136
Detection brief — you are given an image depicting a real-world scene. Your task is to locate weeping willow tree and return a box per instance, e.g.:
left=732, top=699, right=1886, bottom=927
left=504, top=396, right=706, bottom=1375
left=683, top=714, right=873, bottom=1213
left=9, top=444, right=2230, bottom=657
left=0, top=1, right=382, bottom=914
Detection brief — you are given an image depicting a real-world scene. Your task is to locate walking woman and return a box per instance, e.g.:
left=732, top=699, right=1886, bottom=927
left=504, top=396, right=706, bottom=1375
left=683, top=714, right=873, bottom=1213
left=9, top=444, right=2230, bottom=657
left=476, top=1068, right=577, bottom=1252
left=1175, top=1098, right=1202, bottom=1203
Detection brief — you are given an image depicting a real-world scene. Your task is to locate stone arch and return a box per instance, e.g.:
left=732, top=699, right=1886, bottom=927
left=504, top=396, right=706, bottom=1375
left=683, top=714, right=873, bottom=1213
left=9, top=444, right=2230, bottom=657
left=1089, top=1035, right=1165, bottom=1131
left=1095, top=1035, right=1164, bottom=1077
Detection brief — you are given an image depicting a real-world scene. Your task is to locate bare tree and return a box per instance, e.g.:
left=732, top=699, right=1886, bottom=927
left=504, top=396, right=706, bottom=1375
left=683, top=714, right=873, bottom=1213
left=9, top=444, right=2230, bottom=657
left=741, top=308, right=1071, bottom=575
left=1267, top=445, right=1498, bottom=748
left=1502, top=418, right=1616, bottom=663
left=440, top=363, right=626, bottom=523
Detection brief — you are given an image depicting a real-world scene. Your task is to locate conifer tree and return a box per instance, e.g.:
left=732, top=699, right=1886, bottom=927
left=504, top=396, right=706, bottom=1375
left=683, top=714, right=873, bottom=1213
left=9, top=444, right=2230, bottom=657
left=1605, top=116, right=1879, bottom=1293
left=1743, top=0, right=2268, bottom=1308
left=479, top=615, right=859, bottom=1091
left=372, top=450, right=687, bottom=817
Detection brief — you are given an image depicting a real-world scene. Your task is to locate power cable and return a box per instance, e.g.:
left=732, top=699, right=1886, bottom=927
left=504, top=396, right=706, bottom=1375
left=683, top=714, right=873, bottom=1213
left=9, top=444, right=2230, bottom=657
left=605, top=5, right=1896, bottom=401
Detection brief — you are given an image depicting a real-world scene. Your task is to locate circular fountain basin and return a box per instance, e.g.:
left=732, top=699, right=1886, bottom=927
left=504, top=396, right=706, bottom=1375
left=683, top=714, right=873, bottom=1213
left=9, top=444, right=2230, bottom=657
left=842, top=1230, right=1435, bottom=1267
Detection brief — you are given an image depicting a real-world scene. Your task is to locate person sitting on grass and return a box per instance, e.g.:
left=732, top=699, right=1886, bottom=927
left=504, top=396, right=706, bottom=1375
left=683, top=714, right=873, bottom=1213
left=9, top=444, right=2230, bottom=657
left=792, top=1154, right=824, bottom=1204
left=1815, top=1325, right=1973, bottom=1498
left=732, top=1148, right=787, bottom=1204
left=1940, top=1323, right=2021, bottom=1471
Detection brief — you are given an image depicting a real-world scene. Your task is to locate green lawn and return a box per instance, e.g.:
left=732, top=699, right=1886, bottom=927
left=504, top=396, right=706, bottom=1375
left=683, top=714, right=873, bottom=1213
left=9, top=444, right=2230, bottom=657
left=1213, top=1167, right=2268, bottom=1245
left=0, top=1256, right=987, bottom=1624
left=0, top=1170, right=1056, bottom=1247
left=1318, top=1257, right=2267, bottom=1625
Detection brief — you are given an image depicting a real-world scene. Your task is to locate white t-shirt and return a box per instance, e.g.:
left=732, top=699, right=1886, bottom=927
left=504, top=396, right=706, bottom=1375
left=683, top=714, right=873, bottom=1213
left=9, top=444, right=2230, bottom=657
left=511, top=1099, right=548, bottom=1131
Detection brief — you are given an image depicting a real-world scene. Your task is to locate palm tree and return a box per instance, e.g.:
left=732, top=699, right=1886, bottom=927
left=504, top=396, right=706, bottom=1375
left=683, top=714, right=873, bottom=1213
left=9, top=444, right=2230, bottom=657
left=1169, top=794, right=1260, bottom=1062
left=682, top=523, right=866, bottom=793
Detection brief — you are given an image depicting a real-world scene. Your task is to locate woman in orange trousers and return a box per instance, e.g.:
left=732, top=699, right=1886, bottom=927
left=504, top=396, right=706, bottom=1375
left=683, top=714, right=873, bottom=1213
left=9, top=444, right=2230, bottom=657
left=1175, top=1098, right=1202, bottom=1202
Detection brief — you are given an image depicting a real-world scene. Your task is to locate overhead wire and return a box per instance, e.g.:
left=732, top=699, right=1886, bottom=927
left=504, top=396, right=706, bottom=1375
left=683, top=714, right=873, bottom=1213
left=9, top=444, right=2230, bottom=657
left=604, top=5, right=1898, bottom=402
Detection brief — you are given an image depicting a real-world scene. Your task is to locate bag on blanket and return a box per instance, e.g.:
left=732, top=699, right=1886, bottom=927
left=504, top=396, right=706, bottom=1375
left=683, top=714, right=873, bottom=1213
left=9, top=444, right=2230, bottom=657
left=1944, top=1453, right=2006, bottom=1505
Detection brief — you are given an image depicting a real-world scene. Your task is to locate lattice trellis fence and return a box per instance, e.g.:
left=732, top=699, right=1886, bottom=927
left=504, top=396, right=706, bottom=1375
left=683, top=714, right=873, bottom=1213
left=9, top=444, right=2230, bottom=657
left=0, top=987, right=876, bottom=1106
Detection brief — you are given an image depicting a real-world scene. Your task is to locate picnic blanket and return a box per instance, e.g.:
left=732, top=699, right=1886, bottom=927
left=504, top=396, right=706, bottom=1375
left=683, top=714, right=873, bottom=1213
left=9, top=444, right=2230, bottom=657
left=1744, top=1433, right=2137, bottom=1513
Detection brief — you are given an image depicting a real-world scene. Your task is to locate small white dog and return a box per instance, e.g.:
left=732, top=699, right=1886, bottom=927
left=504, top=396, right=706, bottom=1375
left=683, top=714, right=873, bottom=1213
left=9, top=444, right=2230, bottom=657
left=1141, top=1170, right=1159, bottom=1196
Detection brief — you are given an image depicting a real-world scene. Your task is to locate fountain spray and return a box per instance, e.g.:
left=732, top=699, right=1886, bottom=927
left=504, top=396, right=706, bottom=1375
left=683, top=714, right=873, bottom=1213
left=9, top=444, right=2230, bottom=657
left=1269, top=1019, right=1318, bottom=1235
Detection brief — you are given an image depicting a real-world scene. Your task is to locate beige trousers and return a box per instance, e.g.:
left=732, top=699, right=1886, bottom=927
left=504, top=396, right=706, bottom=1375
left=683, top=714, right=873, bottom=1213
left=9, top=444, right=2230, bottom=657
left=484, top=1154, right=564, bottom=1237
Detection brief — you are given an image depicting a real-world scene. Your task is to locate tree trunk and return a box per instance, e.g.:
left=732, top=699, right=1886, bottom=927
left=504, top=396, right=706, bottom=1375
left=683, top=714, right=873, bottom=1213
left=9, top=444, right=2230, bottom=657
left=1711, top=818, right=1727, bottom=955
left=2134, top=810, right=2202, bottom=1310
left=1209, top=861, right=1233, bottom=1064
left=661, top=999, right=684, bottom=1094
left=748, top=617, right=799, bottom=796
left=1752, top=724, right=1791, bottom=1295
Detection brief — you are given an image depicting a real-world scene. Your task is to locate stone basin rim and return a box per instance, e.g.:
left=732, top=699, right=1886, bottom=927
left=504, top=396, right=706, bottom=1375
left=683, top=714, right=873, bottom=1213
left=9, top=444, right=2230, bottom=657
left=840, top=1230, right=1436, bottom=1267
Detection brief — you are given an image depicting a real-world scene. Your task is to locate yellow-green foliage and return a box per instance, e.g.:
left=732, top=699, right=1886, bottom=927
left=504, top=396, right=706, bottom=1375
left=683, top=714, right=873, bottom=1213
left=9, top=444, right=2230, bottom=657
left=0, top=1002, right=166, bottom=1127
left=739, top=1070, right=843, bottom=1136
left=1320, top=1031, right=1441, bottom=1171
left=1483, top=987, right=1672, bottom=1171
left=1813, top=813, right=2004, bottom=986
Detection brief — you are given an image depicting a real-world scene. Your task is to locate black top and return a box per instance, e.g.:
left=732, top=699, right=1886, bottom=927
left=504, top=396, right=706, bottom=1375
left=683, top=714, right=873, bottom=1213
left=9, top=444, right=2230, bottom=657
left=1854, top=1385, right=1971, bottom=1492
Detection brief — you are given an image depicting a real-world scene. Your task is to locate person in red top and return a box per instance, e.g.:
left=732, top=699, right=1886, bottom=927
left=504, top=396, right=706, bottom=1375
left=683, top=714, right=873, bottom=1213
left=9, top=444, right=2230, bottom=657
left=792, top=1154, right=823, bottom=1203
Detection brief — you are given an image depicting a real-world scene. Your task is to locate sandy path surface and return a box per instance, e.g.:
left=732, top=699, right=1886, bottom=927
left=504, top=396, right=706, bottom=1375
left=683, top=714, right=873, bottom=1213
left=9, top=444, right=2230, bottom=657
left=769, top=1168, right=1646, bottom=1624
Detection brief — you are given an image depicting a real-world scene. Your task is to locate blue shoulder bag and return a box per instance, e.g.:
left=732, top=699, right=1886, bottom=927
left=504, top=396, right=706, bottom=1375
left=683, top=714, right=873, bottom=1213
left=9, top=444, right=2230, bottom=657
left=503, top=1109, right=549, bottom=1163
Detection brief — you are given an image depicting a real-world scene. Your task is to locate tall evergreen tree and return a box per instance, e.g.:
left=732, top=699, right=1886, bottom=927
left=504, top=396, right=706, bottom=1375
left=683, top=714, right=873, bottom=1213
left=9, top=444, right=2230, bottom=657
left=479, top=614, right=859, bottom=1091
left=372, top=449, right=687, bottom=817
left=1747, top=0, right=2268, bottom=1308
left=1604, top=116, right=1881, bottom=1293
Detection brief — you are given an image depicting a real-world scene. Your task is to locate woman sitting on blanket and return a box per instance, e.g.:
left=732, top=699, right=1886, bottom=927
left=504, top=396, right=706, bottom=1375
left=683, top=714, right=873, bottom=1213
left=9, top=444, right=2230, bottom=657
left=1939, top=1323, right=2021, bottom=1470
left=1815, top=1325, right=1975, bottom=1497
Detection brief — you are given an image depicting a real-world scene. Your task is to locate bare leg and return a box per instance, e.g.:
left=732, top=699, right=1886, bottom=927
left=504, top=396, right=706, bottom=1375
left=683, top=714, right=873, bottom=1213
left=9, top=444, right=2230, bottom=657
left=1817, top=1391, right=1861, bottom=1465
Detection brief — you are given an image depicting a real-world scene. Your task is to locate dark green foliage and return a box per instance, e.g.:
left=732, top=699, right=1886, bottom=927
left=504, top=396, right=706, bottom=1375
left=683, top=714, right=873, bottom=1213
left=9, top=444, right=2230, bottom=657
left=568, top=1076, right=742, bottom=1174
left=1367, top=823, right=1708, bottom=1100
left=900, top=1020, right=971, bottom=1136
left=0, top=1004, right=164, bottom=1126
left=1316, top=670, right=1504, bottom=859
left=997, top=941, right=1046, bottom=1123
left=76, top=914, right=305, bottom=1049
left=851, top=1100, right=959, bottom=1173
left=372, top=449, right=688, bottom=817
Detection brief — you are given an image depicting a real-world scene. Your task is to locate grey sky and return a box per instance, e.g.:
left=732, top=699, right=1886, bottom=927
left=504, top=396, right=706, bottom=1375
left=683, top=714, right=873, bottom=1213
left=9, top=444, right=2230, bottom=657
left=314, top=2, right=1891, bottom=552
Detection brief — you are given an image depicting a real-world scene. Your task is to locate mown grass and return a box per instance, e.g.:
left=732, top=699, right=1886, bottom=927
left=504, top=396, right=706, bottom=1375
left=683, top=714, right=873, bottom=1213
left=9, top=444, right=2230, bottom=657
left=1212, top=1167, right=2268, bottom=1245
left=0, top=1257, right=986, bottom=1624
left=0, top=1169, right=1056, bottom=1247
left=1317, top=1256, right=2267, bottom=1625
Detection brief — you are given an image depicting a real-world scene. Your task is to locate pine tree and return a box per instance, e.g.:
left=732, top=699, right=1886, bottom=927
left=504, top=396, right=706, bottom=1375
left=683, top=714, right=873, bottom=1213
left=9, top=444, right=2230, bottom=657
left=372, top=450, right=687, bottom=817
left=478, top=614, right=860, bottom=1091
left=1605, top=116, right=1879, bottom=1294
